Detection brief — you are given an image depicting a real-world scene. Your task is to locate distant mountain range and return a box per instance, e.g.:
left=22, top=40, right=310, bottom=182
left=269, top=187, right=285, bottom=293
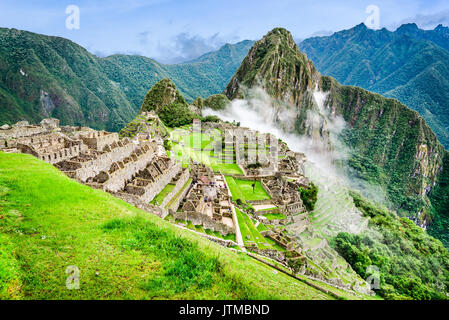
left=3, top=23, right=449, bottom=149
left=299, top=23, right=449, bottom=148
left=0, top=27, right=254, bottom=131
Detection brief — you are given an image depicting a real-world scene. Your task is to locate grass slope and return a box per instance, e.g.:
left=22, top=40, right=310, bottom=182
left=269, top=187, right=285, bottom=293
left=0, top=152, right=333, bottom=300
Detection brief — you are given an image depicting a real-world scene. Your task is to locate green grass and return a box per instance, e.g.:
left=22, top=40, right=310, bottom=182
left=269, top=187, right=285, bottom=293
left=165, top=178, right=192, bottom=210
left=262, top=213, right=287, bottom=220
left=193, top=225, right=237, bottom=242
left=0, top=152, right=335, bottom=300
left=211, top=163, right=243, bottom=175
left=224, top=176, right=244, bottom=202
left=235, top=208, right=274, bottom=250
left=258, top=206, right=279, bottom=211
left=225, top=177, right=270, bottom=202
left=150, top=183, right=175, bottom=206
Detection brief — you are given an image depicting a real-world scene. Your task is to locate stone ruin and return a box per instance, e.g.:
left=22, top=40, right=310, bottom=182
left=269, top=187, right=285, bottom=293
left=261, top=174, right=309, bottom=215
left=0, top=118, right=183, bottom=218
left=202, top=122, right=307, bottom=177
left=262, top=227, right=305, bottom=272
left=174, top=163, right=236, bottom=236
left=1, top=117, right=314, bottom=276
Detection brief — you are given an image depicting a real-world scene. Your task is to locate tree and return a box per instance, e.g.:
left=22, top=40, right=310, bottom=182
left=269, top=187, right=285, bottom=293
left=158, top=103, right=195, bottom=128
left=298, top=182, right=318, bottom=211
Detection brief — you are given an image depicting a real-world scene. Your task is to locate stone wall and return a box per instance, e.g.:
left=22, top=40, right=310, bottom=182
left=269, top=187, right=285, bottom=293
left=63, top=139, right=136, bottom=182
left=113, top=192, right=169, bottom=219
left=32, top=144, right=83, bottom=164
left=134, top=161, right=182, bottom=203
left=167, top=178, right=192, bottom=212
left=172, top=210, right=235, bottom=236
left=78, top=131, right=119, bottom=151
left=160, top=168, right=190, bottom=208
left=0, top=125, right=48, bottom=141
left=90, top=146, right=156, bottom=192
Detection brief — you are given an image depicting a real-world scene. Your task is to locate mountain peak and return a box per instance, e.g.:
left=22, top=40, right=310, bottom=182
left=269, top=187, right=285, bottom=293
left=396, top=23, right=419, bottom=33
left=140, top=78, right=187, bottom=113
left=225, top=27, right=317, bottom=102
left=435, top=24, right=449, bottom=34
left=355, top=23, right=368, bottom=30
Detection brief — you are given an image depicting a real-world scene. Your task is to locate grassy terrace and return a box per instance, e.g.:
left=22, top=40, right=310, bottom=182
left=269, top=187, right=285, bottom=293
left=170, top=129, right=243, bottom=175
left=165, top=178, right=192, bottom=210
left=0, top=152, right=336, bottom=300
left=262, top=213, right=287, bottom=220
left=150, top=183, right=175, bottom=206
left=192, top=224, right=236, bottom=242
left=235, top=208, right=284, bottom=251
left=225, top=176, right=270, bottom=202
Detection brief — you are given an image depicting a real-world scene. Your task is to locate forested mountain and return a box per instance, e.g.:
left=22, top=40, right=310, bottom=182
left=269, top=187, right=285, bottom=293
left=298, top=23, right=449, bottom=148
left=0, top=27, right=253, bottom=131
left=225, top=28, right=449, bottom=245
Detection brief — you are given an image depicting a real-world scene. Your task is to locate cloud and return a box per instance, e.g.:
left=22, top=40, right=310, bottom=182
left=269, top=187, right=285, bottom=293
left=393, top=9, right=449, bottom=29
left=309, top=30, right=335, bottom=37
left=154, top=32, right=239, bottom=64
left=202, top=86, right=388, bottom=206
left=138, top=31, right=150, bottom=45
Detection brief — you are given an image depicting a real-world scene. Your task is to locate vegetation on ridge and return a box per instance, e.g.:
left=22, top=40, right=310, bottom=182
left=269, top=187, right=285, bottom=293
left=0, top=27, right=253, bottom=131
left=333, top=191, right=449, bottom=300
left=299, top=23, right=449, bottom=148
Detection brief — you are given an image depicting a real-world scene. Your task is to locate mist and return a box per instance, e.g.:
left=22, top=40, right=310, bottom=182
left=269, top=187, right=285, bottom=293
left=203, top=87, right=345, bottom=176
left=203, top=86, right=388, bottom=217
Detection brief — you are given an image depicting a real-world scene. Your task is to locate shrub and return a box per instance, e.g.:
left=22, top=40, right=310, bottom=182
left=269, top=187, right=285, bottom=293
left=158, top=103, right=195, bottom=128
left=201, top=115, right=221, bottom=123
left=298, top=182, right=318, bottom=211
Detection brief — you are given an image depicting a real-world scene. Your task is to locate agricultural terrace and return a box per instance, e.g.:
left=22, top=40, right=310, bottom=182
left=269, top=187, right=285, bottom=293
left=170, top=127, right=243, bottom=175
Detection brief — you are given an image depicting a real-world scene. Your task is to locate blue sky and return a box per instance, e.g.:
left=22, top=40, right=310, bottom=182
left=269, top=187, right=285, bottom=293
left=1, top=0, right=449, bottom=63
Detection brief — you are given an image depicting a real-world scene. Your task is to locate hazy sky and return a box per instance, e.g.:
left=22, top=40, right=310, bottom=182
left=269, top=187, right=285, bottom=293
left=1, top=0, right=449, bottom=63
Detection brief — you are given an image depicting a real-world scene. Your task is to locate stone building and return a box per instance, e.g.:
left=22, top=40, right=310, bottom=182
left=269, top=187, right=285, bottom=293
left=174, top=163, right=235, bottom=236
left=123, top=157, right=182, bottom=203
left=0, top=118, right=183, bottom=217
left=261, top=174, right=308, bottom=215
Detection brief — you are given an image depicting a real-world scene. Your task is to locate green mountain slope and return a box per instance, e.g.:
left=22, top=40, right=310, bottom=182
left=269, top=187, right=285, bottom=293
left=335, top=191, right=449, bottom=300
left=0, top=151, right=335, bottom=300
left=224, top=27, right=448, bottom=240
left=0, top=27, right=253, bottom=132
left=298, top=23, right=449, bottom=148
left=0, top=28, right=136, bottom=131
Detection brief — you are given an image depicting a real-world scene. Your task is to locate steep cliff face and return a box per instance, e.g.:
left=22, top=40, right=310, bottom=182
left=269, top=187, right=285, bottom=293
left=321, top=76, right=445, bottom=213
left=225, top=28, right=318, bottom=103
left=224, top=27, right=447, bottom=217
left=224, top=28, right=330, bottom=147
left=298, top=23, right=449, bottom=148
